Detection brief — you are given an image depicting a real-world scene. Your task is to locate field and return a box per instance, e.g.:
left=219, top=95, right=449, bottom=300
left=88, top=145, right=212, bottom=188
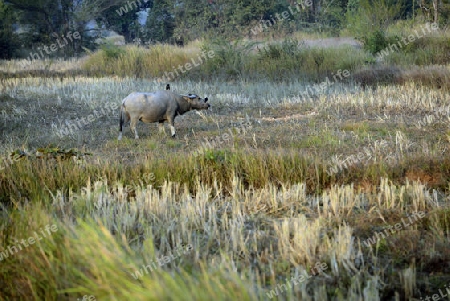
left=1, top=45, right=450, bottom=300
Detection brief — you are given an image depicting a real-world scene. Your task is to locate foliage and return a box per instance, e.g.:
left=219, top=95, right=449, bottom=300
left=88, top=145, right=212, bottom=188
left=345, top=0, right=404, bottom=55
left=99, top=0, right=151, bottom=43
left=100, top=42, right=126, bottom=60
left=2, top=0, right=450, bottom=59
left=258, top=38, right=300, bottom=60
left=0, top=0, right=15, bottom=59
left=346, top=0, right=403, bottom=38
left=168, top=0, right=288, bottom=41
left=145, top=0, right=174, bottom=43
left=315, top=0, right=348, bottom=35
left=199, top=38, right=258, bottom=78
left=4, top=0, right=125, bottom=57
left=361, top=30, right=396, bottom=55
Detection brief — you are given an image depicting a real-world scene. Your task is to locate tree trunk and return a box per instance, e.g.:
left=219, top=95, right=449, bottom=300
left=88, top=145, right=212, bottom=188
left=432, top=0, right=438, bottom=23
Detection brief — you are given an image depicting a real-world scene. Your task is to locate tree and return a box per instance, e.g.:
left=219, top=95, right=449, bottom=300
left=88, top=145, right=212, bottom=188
left=419, top=0, right=450, bottom=24
left=346, top=0, right=402, bottom=36
left=145, top=0, right=175, bottom=42
left=169, top=0, right=287, bottom=40
left=0, top=0, right=15, bottom=59
left=99, top=0, right=151, bottom=42
left=316, top=0, right=349, bottom=33
left=6, top=0, right=126, bottom=56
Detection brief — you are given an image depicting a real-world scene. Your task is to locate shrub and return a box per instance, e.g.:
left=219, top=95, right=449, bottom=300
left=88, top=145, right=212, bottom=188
left=199, top=38, right=257, bottom=78
left=258, top=38, right=301, bottom=60
left=100, top=42, right=126, bottom=60
left=360, top=30, right=396, bottom=55
left=248, top=39, right=307, bottom=81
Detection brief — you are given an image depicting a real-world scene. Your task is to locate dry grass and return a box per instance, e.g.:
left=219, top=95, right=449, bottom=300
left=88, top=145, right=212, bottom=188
left=0, top=57, right=84, bottom=73
left=82, top=44, right=200, bottom=78
left=0, top=174, right=448, bottom=300
left=351, top=65, right=450, bottom=91
left=0, top=75, right=449, bottom=300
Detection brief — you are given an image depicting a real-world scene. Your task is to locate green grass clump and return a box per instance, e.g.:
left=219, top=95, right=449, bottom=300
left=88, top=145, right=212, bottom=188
left=2, top=147, right=450, bottom=205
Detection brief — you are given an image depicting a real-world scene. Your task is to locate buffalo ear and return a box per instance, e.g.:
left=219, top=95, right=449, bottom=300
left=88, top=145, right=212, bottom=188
left=182, top=96, right=192, bottom=102
left=204, top=97, right=208, bottom=102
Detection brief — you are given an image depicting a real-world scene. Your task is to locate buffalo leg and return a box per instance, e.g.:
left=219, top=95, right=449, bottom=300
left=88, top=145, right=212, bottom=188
left=168, top=115, right=176, bottom=137
left=130, top=119, right=139, bottom=139
left=158, top=121, right=166, bottom=134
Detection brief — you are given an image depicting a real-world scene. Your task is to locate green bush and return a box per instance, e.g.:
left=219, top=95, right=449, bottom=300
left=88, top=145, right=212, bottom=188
left=360, top=30, right=397, bottom=55
left=250, top=38, right=311, bottom=81
left=258, top=38, right=301, bottom=60
left=100, top=42, right=126, bottom=60
left=199, top=38, right=257, bottom=78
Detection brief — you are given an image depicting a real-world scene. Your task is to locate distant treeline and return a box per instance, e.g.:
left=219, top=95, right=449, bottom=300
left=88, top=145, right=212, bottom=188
left=0, top=0, right=449, bottom=59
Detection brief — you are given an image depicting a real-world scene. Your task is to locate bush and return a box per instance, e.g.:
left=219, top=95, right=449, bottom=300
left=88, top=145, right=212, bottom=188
left=100, top=42, right=126, bottom=60
left=199, top=38, right=258, bottom=78
left=250, top=38, right=308, bottom=81
left=258, top=38, right=301, bottom=60
left=360, top=30, right=397, bottom=55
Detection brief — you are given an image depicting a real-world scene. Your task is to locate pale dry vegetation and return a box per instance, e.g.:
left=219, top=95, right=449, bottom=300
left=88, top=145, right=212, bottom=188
left=0, top=74, right=449, bottom=300
left=3, top=176, right=447, bottom=300
left=1, top=0, right=450, bottom=298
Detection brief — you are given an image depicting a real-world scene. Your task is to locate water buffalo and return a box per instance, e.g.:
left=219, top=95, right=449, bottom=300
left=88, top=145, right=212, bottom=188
left=118, top=90, right=210, bottom=140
